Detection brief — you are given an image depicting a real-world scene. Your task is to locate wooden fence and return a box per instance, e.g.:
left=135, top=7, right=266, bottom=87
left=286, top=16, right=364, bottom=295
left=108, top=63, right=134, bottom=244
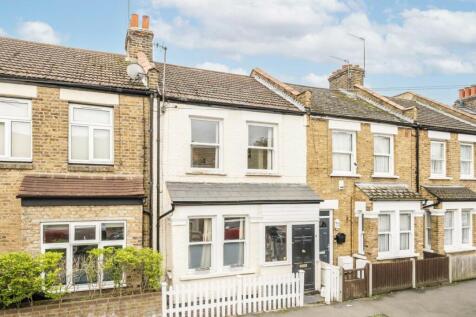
left=161, top=271, right=305, bottom=317
left=416, top=254, right=449, bottom=287
left=371, top=260, right=413, bottom=295
left=450, top=253, right=476, bottom=282
left=342, top=265, right=368, bottom=300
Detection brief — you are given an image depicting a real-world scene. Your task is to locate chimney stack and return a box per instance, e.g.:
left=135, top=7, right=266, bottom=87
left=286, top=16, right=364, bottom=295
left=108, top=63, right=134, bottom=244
left=125, top=14, right=154, bottom=62
left=459, top=86, right=476, bottom=100
left=328, top=64, right=365, bottom=90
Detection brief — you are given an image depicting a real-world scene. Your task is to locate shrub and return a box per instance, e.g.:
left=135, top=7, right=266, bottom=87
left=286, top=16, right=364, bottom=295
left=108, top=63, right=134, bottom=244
left=0, top=252, right=65, bottom=308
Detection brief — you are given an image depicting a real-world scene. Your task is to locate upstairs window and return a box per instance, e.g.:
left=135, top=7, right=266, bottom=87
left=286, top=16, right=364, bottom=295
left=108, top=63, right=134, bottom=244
left=191, top=118, right=220, bottom=169
left=69, top=105, right=113, bottom=164
left=374, top=135, right=394, bottom=176
left=248, top=124, right=275, bottom=170
left=431, top=141, right=446, bottom=177
left=0, top=98, right=32, bottom=161
left=460, top=143, right=474, bottom=178
left=332, top=131, right=356, bottom=175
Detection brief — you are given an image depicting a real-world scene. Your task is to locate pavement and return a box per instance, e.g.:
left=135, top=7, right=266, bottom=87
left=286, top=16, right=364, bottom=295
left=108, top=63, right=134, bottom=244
left=249, top=279, right=476, bottom=317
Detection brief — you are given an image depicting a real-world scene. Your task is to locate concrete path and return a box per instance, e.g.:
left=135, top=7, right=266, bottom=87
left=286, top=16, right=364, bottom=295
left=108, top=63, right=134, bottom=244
left=250, top=280, right=476, bottom=317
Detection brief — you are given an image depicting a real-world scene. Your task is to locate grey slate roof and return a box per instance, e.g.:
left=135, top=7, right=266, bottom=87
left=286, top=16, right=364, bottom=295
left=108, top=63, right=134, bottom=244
left=389, top=97, right=476, bottom=134
left=356, top=183, right=424, bottom=201
left=423, top=186, right=476, bottom=202
left=455, top=99, right=476, bottom=115
left=289, top=84, right=410, bottom=125
left=166, top=182, right=321, bottom=205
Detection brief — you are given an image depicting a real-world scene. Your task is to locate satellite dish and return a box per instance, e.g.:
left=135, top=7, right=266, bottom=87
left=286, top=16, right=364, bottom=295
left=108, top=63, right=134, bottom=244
left=127, top=63, right=147, bottom=86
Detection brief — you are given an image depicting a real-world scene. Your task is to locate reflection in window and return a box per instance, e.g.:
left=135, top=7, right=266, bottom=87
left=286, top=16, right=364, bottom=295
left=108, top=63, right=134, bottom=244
left=223, top=217, right=245, bottom=267
left=189, top=218, right=212, bottom=270
left=265, top=225, right=287, bottom=262
left=248, top=125, right=274, bottom=170
left=43, top=224, right=69, bottom=243
left=191, top=119, right=219, bottom=168
left=73, top=244, right=98, bottom=285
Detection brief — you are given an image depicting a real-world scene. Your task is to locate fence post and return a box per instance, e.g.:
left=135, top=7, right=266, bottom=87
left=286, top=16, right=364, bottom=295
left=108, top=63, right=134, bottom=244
left=448, top=255, right=453, bottom=284
left=338, top=267, right=344, bottom=302
left=298, top=270, right=305, bottom=307
left=161, top=282, right=168, bottom=317
left=316, top=260, right=322, bottom=291
left=411, top=258, right=416, bottom=288
left=368, top=262, right=373, bottom=297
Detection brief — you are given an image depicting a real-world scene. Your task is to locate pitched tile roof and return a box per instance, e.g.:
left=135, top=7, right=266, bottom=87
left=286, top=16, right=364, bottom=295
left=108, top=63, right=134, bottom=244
left=356, top=183, right=424, bottom=201
left=158, top=64, right=300, bottom=113
left=456, top=99, right=476, bottom=115
left=166, top=182, right=321, bottom=205
left=18, top=174, right=144, bottom=198
left=389, top=97, right=476, bottom=134
left=0, top=36, right=147, bottom=91
left=423, top=186, right=476, bottom=202
left=289, top=84, right=410, bottom=125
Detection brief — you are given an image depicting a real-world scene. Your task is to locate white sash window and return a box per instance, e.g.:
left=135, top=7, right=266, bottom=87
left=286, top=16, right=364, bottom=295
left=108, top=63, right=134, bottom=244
left=0, top=98, right=32, bottom=161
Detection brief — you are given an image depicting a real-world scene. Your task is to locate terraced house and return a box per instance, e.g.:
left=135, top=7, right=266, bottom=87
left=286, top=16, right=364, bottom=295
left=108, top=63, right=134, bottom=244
left=0, top=15, right=158, bottom=290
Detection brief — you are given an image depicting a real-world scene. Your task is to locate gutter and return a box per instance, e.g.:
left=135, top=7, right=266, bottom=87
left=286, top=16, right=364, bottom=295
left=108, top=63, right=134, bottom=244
left=159, top=204, right=175, bottom=220
left=422, top=199, right=440, bottom=209
left=171, top=199, right=323, bottom=206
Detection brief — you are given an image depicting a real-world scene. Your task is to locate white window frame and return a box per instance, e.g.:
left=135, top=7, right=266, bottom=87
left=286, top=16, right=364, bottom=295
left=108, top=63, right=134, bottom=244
left=373, top=134, right=394, bottom=177
left=399, top=212, right=412, bottom=251
left=0, top=97, right=32, bottom=162
left=424, top=211, right=432, bottom=250
left=331, top=130, right=357, bottom=176
left=430, top=140, right=446, bottom=178
left=68, top=104, right=114, bottom=165
left=461, top=209, right=472, bottom=246
left=222, top=216, right=247, bottom=269
left=378, top=212, right=392, bottom=254
left=377, top=210, right=415, bottom=259
left=460, top=143, right=474, bottom=179
left=246, top=122, right=277, bottom=173
left=263, top=223, right=290, bottom=265
left=358, top=213, right=365, bottom=255
left=444, top=210, right=454, bottom=246
left=188, top=217, right=215, bottom=272
left=40, top=221, right=126, bottom=292
left=189, top=117, right=222, bottom=171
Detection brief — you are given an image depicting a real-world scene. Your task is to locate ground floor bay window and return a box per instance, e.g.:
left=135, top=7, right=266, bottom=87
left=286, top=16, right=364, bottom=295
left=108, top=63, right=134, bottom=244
left=443, top=207, right=474, bottom=252
left=376, top=208, right=416, bottom=259
left=41, top=221, right=125, bottom=290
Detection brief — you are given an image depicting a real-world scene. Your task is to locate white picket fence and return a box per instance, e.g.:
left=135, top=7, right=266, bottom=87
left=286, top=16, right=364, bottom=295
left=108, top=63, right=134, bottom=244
left=161, top=271, right=305, bottom=317
left=319, top=261, right=342, bottom=304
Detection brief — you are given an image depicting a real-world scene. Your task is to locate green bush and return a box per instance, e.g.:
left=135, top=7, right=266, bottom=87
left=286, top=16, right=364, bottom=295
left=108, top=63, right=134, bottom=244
left=0, top=251, right=65, bottom=308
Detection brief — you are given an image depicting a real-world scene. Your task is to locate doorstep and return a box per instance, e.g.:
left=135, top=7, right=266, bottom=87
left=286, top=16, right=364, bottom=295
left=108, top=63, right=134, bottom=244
left=304, top=291, right=325, bottom=305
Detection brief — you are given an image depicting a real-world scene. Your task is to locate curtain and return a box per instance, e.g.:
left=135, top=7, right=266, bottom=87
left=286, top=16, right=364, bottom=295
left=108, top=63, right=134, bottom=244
left=93, top=129, right=110, bottom=160
left=461, top=145, right=472, bottom=175
left=399, top=214, right=411, bottom=251
left=333, top=153, right=351, bottom=171
left=71, top=125, right=89, bottom=160
left=11, top=122, right=31, bottom=158
left=375, top=156, right=389, bottom=173
left=200, top=219, right=212, bottom=268
left=0, top=122, right=4, bottom=155
left=333, top=132, right=352, bottom=152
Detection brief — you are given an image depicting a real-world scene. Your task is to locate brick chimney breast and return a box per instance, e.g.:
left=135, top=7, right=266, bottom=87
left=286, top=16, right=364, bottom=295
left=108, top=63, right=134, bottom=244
left=328, top=64, right=365, bottom=90
left=125, top=14, right=154, bottom=62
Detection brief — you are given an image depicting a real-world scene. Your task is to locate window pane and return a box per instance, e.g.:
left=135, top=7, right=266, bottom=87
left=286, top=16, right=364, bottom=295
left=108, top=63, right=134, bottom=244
left=333, top=132, right=352, bottom=152
left=248, top=125, right=273, bottom=147
left=189, top=245, right=211, bottom=269
left=43, top=224, right=69, bottom=243
left=333, top=153, right=351, bottom=172
left=378, top=234, right=390, bottom=252
left=45, top=249, right=67, bottom=284
left=11, top=122, right=31, bottom=158
left=375, top=136, right=390, bottom=154
left=224, top=242, right=244, bottom=267
left=400, top=214, right=411, bottom=231
left=73, top=107, right=110, bottom=125
left=374, top=155, right=390, bottom=173
left=224, top=218, right=245, bottom=240
left=462, top=211, right=471, bottom=227
left=0, top=122, right=4, bottom=155
left=461, top=145, right=472, bottom=161
left=400, top=233, right=410, bottom=250
left=248, top=148, right=272, bottom=170
left=189, top=218, right=212, bottom=242
left=101, top=223, right=124, bottom=240
left=379, top=214, right=391, bottom=232
left=462, top=228, right=470, bottom=244
left=0, top=100, right=29, bottom=118
left=73, top=244, right=98, bottom=285
left=444, top=211, right=453, bottom=228
left=93, top=129, right=110, bottom=160
left=191, top=146, right=217, bottom=168
left=265, top=226, right=287, bottom=262
left=74, top=225, right=96, bottom=240
left=71, top=125, right=89, bottom=160
left=431, top=160, right=443, bottom=175
left=191, top=119, right=218, bottom=144
left=431, top=142, right=444, bottom=160
left=444, top=229, right=452, bottom=245
left=461, top=162, right=471, bottom=176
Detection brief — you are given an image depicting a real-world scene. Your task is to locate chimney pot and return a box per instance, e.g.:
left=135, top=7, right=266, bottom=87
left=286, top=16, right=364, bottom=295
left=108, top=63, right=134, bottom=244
left=464, top=87, right=471, bottom=98
left=142, top=15, right=150, bottom=30
left=471, top=86, right=476, bottom=97
left=459, top=88, right=466, bottom=99
left=130, top=14, right=139, bottom=28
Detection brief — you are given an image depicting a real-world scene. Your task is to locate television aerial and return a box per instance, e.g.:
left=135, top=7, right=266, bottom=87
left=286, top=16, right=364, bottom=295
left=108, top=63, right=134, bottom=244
left=127, top=63, right=147, bottom=86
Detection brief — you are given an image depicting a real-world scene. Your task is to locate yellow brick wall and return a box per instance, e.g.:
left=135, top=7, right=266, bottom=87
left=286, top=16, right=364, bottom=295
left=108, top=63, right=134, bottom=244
left=307, top=117, right=416, bottom=263
left=0, top=85, right=151, bottom=253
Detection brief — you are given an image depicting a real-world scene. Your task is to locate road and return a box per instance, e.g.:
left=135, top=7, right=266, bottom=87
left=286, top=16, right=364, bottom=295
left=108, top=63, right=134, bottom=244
left=251, top=279, right=476, bottom=317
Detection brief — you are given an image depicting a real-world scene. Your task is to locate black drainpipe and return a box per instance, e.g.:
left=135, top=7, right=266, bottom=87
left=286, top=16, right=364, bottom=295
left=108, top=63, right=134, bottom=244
left=156, top=92, right=162, bottom=251
left=148, top=91, right=156, bottom=249
left=415, top=125, right=420, bottom=192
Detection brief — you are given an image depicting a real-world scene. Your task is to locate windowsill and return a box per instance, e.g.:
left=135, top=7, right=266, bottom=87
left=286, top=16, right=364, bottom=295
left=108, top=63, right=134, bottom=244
left=372, top=174, right=400, bottom=179
left=180, top=269, right=255, bottom=281
left=429, top=176, right=452, bottom=180
left=460, top=176, right=476, bottom=181
left=186, top=170, right=226, bottom=176
left=68, top=161, right=114, bottom=166
left=376, top=252, right=418, bottom=260
left=261, top=261, right=291, bottom=267
left=352, top=253, right=367, bottom=260
left=0, top=161, right=33, bottom=170
left=423, top=248, right=434, bottom=253
left=68, top=164, right=115, bottom=172
left=444, top=246, right=476, bottom=254
left=330, top=172, right=361, bottom=178
left=246, top=171, right=281, bottom=177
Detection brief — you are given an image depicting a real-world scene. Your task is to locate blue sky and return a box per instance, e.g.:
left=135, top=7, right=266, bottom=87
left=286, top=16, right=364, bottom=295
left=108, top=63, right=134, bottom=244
left=1, top=0, right=475, bottom=103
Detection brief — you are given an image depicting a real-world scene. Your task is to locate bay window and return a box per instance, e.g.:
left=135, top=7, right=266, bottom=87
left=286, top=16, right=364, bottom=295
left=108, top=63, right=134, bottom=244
left=265, top=225, right=287, bottom=262
left=460, top=143, right=474, bottom=178
left=444, top=210, right=454, bottom=246
left=358, top=213, right=365, bottom=255
left=399, top=213, right=411, bottom=251
left=188, top=218, right=212, bottom=270
left=332, top=131, right=356, bottom=175
left=0, top=97, right=32, bottom=161
left=248, top=124, right=275, bottom=171
left=41, top=221, right=125, bottom=289
left=431, top=141, right=446, bottom=177
left=378, top=214, right=391, bottom=253
left=69, top=104, right=113, bottom=164
left=191, top=118, right=220, bottom=169
left=378, top=210, right=415, bottom=258
left=425, top=211, right=432, bottom=250
left=223, top=217, right=245, bottom=267
left=443, top=208, right=473, bottom=250
left=462, top=209, right=471, bottom=245
left=374, top=135, right=394, bottom=176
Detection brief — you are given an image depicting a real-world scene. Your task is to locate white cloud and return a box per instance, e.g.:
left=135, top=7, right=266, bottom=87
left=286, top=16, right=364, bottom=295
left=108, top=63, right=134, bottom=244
left=304, top=73, right=329, bottom=88
left=0, top=28, right=6, bottom=36
left=17, top=21, right=60, bottom=44
left=149, top=1, right=476, bottom=76
left=195, top=62, right=247, bottom=75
